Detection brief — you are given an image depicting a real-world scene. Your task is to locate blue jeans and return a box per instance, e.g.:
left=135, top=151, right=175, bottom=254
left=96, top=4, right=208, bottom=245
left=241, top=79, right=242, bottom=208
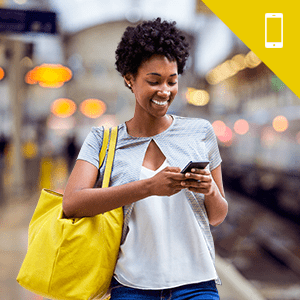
left=110, top=278, right=220, bottom=300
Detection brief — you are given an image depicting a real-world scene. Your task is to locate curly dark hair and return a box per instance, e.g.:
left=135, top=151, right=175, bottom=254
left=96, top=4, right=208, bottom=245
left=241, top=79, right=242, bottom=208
left=115, top=18, right=190, bottom=82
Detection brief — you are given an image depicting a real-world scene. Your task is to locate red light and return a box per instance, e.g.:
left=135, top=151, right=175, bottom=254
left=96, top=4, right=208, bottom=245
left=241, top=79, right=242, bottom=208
left=212, top=120, right=226, bottom=137
left=234, top=119, right=249, bottom=135
left=217, top=126, right=233, bottom=143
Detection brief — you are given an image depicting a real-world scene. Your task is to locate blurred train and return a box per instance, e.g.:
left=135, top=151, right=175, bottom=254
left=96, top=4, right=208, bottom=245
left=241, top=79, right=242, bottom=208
left=216, top=105, right=300, bottom=223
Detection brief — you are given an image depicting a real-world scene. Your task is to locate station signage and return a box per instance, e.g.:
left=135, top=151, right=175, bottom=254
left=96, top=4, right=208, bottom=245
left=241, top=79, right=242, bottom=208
left=0, top=8, right=56, bottom=34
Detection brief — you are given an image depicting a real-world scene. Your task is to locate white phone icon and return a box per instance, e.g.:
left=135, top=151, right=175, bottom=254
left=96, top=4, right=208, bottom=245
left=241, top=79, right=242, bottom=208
left=265, top=13, right=283, bottom=48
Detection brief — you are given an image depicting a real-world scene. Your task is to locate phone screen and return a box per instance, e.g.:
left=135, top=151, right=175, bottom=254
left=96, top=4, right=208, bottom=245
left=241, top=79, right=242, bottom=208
left=181, top=161, right=209, bottom=174
left=267, top=18, right=282, bottom=43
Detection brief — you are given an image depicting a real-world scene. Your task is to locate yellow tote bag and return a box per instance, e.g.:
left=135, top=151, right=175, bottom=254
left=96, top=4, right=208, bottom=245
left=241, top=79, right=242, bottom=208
left=17, top=126, right=123, bottom=300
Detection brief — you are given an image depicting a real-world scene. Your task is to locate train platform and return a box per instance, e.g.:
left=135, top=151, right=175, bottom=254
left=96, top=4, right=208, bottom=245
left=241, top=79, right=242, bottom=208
left=0, top=190, right=266, bottom=300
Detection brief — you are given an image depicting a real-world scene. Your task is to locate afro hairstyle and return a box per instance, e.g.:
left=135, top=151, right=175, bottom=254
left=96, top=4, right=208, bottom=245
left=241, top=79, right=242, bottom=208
left=115, top=18, right=190, bottom=82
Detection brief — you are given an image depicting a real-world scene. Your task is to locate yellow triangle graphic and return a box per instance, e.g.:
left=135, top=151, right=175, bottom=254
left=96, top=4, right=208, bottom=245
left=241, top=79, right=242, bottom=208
left=202, top=0, right=300, bottom=99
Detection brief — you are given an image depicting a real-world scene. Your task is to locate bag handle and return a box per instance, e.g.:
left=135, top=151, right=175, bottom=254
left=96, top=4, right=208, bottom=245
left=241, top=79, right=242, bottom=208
left=99, top=128, right=110, bottom=168
left=101, top=126, right=118, bottom=189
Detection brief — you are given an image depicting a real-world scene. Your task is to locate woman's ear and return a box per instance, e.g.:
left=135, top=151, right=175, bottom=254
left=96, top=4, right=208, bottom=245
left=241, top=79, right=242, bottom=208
left=124, top=74, right=133, bottom=91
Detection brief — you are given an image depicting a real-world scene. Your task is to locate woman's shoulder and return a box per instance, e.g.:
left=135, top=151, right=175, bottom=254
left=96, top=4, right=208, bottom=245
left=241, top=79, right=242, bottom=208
left=85, top=126, right=105, bottom=142
left=89, top=124, right=129, bottom=146
left=88, top=124, right=123, bottom=139
left=173, top=115, right=211, bottom=129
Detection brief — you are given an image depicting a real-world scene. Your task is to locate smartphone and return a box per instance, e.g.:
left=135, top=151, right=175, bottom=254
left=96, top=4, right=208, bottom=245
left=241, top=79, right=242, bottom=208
left=265, top=13, right=283, bottom=48
left=181, top=161, right=209, bottom=173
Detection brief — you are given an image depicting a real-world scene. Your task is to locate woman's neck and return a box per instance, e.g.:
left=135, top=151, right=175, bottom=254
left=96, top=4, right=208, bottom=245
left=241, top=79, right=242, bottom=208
left=125, top=114, right=173, bottom=137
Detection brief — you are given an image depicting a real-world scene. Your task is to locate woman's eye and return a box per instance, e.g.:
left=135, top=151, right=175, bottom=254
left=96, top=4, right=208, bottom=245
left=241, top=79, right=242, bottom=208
left=169, top=82, right=177, bottom=86
left=147, top=81, right=158, bottom=85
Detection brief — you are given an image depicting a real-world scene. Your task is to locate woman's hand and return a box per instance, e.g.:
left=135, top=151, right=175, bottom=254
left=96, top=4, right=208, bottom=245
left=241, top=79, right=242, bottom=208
left=180, top=168, right=217, bottom=196
left=180, top=165, right=228, bottom=226
left=149, top=166, right=186, bottom=197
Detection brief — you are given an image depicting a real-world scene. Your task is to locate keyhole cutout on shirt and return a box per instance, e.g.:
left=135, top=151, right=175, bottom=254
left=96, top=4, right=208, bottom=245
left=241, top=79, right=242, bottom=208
left=142, top=140, right=166, bottom=171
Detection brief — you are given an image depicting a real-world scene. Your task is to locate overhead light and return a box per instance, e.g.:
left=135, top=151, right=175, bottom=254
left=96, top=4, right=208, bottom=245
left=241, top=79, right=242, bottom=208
left=51, top=98, right=77, bottom=118
left=186, top=88, right=210, bottom=106
left=80, top=99, right=106, bottom=118
left=272, top=115, right=288, bottom=132
left=212, top=120, right=226, bottom=137
left=234, top=119, right=249, bottom=135
left=25, top=64, right=72, bottom=88
left=0, top=67, right=5, bottom=81
left=206, top=50, right=262, bottom=85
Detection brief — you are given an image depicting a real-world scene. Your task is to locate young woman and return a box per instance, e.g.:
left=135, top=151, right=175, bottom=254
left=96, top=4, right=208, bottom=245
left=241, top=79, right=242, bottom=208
left=63, top=18, right=228, bottom=300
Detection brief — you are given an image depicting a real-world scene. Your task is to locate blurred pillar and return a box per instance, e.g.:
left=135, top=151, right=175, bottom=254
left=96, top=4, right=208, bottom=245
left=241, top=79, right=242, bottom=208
left=0, top=135, right=7, bottom=203
left=8, top=39, right=26, bottom=194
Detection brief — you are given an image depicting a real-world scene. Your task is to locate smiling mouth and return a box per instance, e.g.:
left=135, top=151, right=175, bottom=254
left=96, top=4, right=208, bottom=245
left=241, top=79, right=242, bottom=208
left=151, top=99, right=168, bottom=106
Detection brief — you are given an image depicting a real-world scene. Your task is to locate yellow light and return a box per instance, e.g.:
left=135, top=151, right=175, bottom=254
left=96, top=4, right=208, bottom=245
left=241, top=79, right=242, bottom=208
left=39, top=81, right=65, bottom=88
left=272, top=115, right=288, bottom=132
left=186, top=88, right=210, bottom=106
left=185, top=87, right=196, bottom=102
left=80, top=99, right=106, bottom=118
left=25, top=64, right=73, bottom=88
left=206, top=60, right=238, bottom=85
left=0, top=67, right=5, bottom=80
left=245, top=51, right=261, bottom=68
left=231, top=54, right=246, bottom=71
left=22, top=141, right=38, bottom=159
left=206, top=51, right=262, bottom=85
left=25, top=70, right=37, bottom=84
left=212, top=120, right=226, bottom=137
left=234, top=119, right=249, bottom=135
left=51, top=98, right=77, bottom=118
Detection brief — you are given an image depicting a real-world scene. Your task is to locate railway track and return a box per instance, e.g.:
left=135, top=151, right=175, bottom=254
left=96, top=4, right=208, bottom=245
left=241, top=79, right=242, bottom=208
left=212, top=189, right=300, bottom=300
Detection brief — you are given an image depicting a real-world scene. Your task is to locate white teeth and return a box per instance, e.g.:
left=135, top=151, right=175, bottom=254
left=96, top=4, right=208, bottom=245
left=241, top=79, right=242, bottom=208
left=152, top=99, right=168, bottom=106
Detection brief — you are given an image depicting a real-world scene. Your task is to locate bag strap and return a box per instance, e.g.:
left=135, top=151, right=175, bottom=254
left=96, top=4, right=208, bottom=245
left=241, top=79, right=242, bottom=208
left=100, top=126, right=118, bottom=189
left=99, top=128, right=110, bottom=168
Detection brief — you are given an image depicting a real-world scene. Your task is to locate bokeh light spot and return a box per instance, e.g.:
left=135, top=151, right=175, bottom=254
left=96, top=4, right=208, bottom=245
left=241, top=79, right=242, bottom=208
left=234, top=119, right=249, bottom=135
left=25, top=64, right=72, bottom=88
left=186, top=88, right=210, bottom=106
left=212, top=120, right=226, bottom=137
left=272, top=115, right=288, bottom=132
left=218, top=126, right=233, bottom=143
left=80, top=99, right=106, bottom=118
left=0, top=67, right=5, bottom=81
left=51, top=98, right=77, bottom=118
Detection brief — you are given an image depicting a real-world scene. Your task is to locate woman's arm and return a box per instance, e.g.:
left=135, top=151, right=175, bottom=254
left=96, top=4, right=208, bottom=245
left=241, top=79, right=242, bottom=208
left=181, top=164, right=228, bottom=226
left=63, top=160, right=186, bottom=218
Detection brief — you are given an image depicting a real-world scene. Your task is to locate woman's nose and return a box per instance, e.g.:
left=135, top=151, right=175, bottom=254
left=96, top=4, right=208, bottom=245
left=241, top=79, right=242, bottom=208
left=157, top=90, right=171, bottom=97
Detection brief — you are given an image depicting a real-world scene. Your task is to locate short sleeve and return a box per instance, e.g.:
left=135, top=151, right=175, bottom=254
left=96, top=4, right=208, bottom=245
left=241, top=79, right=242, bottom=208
left=77, top=127, right=104, bottom=169
left=205, top=121, right=222, bottom=171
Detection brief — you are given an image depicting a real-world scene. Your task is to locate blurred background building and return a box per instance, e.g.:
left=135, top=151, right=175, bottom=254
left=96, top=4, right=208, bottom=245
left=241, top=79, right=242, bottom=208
left=0, top=0, right=300, bottom=299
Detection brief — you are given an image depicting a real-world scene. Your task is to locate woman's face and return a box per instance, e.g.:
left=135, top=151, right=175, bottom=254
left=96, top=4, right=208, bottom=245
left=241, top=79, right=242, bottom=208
left=127, top=54, right=178, bottom=119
